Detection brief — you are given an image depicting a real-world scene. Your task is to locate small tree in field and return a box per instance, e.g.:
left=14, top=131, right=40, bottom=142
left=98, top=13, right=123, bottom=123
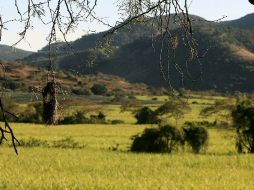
left=135, top=107, right=159, bottom=124
left=90, top=84, right=107, bottom=95
left=131, top=125, right=184, bottom=153
left=155, top=99, right=191, bottom=125
left=183, top=124, right=209, bottom=153
left=232, top=99, right=254, bottom=153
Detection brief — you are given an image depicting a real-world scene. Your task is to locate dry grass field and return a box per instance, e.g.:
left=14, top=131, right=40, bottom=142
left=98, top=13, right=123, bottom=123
left=0, top=95, right=253, bottom=190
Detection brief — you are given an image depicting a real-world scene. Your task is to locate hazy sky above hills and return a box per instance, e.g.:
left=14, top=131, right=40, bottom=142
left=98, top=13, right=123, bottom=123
left=0, top=0, right=253, bottom=51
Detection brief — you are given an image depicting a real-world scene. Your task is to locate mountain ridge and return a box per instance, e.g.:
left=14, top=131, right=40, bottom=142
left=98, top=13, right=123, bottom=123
left=20, top=13, right=254, bottom=93
left=0, top=45, right=34, bottom=61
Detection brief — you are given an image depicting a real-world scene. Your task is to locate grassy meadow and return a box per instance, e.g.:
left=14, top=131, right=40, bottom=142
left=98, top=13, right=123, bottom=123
left=0, top=95, right=253, bottom=190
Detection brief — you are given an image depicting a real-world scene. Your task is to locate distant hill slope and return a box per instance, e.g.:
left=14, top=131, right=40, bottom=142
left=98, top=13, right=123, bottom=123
left=0, top=60, right=150, bottom=95
left=0, top=45, right=33, bottom=61
left=222, top=13, right=254, bottom=30
left=22, top=13, right=254, bottom=93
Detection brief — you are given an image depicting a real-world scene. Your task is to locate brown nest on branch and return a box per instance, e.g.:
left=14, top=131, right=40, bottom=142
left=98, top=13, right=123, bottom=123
left=42, top=82, right=58, bottom=125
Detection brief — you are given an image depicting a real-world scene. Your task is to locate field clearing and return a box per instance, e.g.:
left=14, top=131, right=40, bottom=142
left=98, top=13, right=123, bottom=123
left=59, top=95, right=231, bottom=125
left=0, top=123, right=254, bottom=190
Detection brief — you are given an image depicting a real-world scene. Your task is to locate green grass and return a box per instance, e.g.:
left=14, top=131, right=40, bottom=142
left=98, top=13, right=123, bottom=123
left=0, top=123, right=254, bottom=190
left=0, top=95, right=249, bottom=189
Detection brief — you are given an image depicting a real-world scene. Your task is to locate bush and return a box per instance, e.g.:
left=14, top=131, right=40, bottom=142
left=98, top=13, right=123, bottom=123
left=72, top=88, right=91, bottom=95
left=17, top=103, right=44, bottom=123
left=232, top=101, right=254, bottom=153
left=111, top=120, right=125, bottom=124
left=152, top=97, right=158, bottom=101
left=128, top=95, right=136, bottom=99
left=131, top=125, right=184, bottom=153
left=52, top=137, right=83, bottom=149
left=90, top=84, right=107, bottom=95
left=183, top=125, right=209, bottom=153
left=60, top=111, right=90, bottom=124
left=18, top=137, right=83, bottom=149
left=60, top=111, right=107, bottom=124
left=184, top=121, right=217, bottom=128
left=135, top=107, right=159, bottom=124
left=18, top=137, right=48, bottom=147
left=155, top=100, right=191, bottom=124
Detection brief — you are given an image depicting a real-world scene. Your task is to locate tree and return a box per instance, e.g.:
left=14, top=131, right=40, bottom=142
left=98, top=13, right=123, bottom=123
left=131, top=125, right=184, bottom=153
left=232, top=99, right=254, bottom=153
left=199, top=99, right=234, bottom=122
left=155, top=98, right=191, bottom=124
left=90, top=83, right=107, bottom=95
left=135, top=106, right=159, bottom=124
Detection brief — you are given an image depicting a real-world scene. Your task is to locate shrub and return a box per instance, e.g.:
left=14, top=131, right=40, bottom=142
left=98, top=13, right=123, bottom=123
left=17, top=103, right=44, bottom=123
left=131, top=125, right=184, bottom=153
left=60, top=111, right=107, bottom=124
left=128, top=95, right=136, bottom=99
left=232, top=101, right=254, bottom=153
left=18, top=137, right=48, bottom=147
left=111, top=120, right=125, bottom=124
left=90, top=84, right=107, bottom=95
left=18, top=137, right=83, bottom=149
left=60, top=111, right=90, bottom=124
left=90, top=112, right=107, bottom=124
left=155, top=100, right=191, bottom=124
left=52, top=137, right=83, bottom=149
left=135, top=107, right=159, bottom=124
left=152, top=97, right=158, bottom=101
left=183, top=125, right=209, bottom=153
left=184, top=121, right=217, bottom=128
left=120, top=99, right=142, bottom=113
left=72, top=88, right=91, bottom=95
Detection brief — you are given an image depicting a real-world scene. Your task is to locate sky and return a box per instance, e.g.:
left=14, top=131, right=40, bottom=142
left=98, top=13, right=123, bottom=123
left=0, top=0, right=253, bottom=52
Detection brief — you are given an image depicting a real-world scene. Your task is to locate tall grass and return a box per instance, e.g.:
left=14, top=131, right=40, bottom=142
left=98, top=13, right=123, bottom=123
left=0, top=124, right=253, bottom=190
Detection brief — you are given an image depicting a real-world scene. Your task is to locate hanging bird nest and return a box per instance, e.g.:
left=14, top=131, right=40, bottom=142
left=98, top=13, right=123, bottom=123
left=42, top=82, right=58, bottom=125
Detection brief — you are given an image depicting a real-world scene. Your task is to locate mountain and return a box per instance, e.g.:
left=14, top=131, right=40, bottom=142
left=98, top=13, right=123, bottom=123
left=222, top=13, right=254, bottom=30
left=0, top=45, right=33, bottom=61
left=21, top=13, right=254, bottom=93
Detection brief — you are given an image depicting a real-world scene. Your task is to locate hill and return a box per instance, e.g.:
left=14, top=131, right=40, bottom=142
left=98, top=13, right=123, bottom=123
left=222, top=13, right=254, bottom=30
left=0, top=60, right=150, bottom=95
left=22, top=13, right=254, bottom=93
left=0, top=45, right=33, bottom=61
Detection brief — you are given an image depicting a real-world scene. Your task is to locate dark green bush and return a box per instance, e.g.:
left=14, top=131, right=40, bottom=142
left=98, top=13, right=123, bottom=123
left=183, top=125, right=209, bottom=153
left=60, top=111, right=107, bottom=124
left=90, top=112, right=107, bottom=124
left=60, top=111, right=90, bottom=124
left=232, top=101, right=254, bottom=153
left=111, top=120, right=125, bottom=124
left=90, top=84, right=107, bottom=95
left=131, top=125, right=184, bottom=153
left=135, top=107, right=159, bottom=124
left=184, top=121, right=217, bottom=128
left=72, top=88, right=91, bottom=95
left=128, top=95, right=136, bottom=99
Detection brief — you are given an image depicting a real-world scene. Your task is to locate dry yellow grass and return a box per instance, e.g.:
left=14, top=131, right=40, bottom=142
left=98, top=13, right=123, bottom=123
left=232, top=45, right=254, bottom=61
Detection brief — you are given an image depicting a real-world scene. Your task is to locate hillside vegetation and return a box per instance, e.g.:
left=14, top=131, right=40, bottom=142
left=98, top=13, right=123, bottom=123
left=22, top=13, right=254, bottom=92
left=0, top=45, right=33, bottom=61
left=0, top=60, right=150, bottom=95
